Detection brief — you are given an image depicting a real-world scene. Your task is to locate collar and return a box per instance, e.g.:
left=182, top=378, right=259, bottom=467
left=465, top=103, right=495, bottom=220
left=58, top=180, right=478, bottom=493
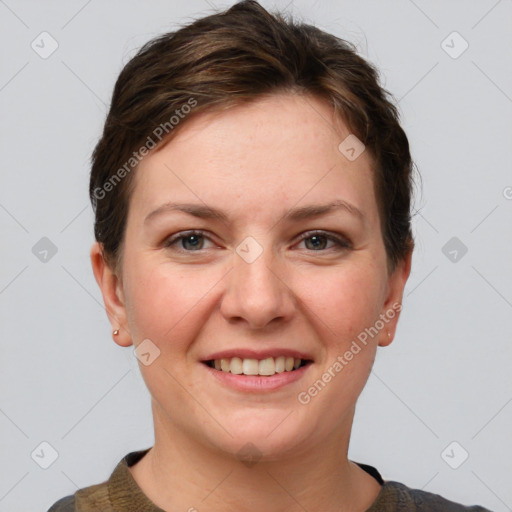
left=107, top=448, right=389, bottom=511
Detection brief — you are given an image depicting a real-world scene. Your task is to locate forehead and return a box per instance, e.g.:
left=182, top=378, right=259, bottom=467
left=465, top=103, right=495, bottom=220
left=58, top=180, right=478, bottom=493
left=129, top=93, right=378, bottom=225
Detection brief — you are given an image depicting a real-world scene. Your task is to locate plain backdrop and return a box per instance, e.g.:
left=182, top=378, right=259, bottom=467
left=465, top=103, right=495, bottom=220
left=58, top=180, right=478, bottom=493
left=0, top=1, right=511, bottom=511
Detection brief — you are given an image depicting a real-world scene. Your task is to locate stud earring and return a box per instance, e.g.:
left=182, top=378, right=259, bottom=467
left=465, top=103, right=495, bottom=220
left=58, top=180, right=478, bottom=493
left=113, top=329, right=120, bottom=336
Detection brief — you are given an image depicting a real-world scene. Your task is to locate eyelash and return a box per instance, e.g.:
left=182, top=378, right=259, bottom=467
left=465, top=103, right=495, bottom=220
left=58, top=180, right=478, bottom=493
left=163, top=230, right=351, bottom=253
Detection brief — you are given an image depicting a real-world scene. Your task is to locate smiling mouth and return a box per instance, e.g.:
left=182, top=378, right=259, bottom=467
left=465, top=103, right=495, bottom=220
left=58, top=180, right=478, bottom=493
left=203, top=356, right=313, bottom=376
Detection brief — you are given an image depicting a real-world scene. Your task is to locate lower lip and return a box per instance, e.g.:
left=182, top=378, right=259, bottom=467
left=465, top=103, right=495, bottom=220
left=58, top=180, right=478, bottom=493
left=202, top=362, right=312, bottom=392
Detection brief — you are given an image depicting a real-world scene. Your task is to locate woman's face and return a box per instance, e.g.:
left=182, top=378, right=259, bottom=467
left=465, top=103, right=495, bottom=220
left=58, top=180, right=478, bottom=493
left=94, top=93, right=411, bottom=460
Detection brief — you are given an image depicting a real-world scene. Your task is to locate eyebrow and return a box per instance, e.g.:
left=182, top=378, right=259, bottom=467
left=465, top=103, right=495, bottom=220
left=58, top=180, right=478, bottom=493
left=144, top=199, right=364, bottom=225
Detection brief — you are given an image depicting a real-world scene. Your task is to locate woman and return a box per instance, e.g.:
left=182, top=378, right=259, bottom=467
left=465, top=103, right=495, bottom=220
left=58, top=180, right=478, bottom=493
left=48, top=1, right=492, bottom=510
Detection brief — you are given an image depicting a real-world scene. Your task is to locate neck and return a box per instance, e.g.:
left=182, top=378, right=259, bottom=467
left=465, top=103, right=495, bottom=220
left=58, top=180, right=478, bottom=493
left=129, top=403, right=382, bottom=512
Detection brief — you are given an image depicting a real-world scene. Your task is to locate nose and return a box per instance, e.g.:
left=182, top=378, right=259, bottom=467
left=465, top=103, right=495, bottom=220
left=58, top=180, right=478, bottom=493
left=220, top=242, right=296, bottom=330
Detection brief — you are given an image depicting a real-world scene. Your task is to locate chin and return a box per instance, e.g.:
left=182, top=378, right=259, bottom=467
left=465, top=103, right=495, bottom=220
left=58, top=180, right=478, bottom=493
left=201, top=408, right=320, bottom=462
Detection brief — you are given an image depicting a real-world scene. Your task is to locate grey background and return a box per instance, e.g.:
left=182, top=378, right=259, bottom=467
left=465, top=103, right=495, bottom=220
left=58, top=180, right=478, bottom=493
left=0, top=1, right=511, bottom=511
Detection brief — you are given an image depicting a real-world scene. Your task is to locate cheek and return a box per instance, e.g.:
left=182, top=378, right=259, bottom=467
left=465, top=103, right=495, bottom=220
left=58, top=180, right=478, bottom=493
left=299, top=264, right=383, bottom=341
left=295, top=269, right=381, bottom=416
left=123, top=259, right=225, bottom=347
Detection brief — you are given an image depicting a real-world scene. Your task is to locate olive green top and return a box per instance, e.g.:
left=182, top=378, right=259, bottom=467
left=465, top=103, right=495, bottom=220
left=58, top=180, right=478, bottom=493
left=47, top=448, right=492, bottom=511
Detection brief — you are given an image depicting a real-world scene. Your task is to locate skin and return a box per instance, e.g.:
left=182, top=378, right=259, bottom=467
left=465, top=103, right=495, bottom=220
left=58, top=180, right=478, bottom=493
left=91, top=92, right=412, bottom=512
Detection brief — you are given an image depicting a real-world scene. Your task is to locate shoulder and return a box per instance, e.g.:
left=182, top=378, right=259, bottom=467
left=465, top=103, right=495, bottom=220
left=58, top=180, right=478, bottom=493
left=47, top=494, right=75, bottom=511
left=377, top=480, right=493, bottom=511
left=46, top=480, right=112, bottom=512
left=45, top=449, right=149, bottom=512
left=354, top=461, right=492, bottom=512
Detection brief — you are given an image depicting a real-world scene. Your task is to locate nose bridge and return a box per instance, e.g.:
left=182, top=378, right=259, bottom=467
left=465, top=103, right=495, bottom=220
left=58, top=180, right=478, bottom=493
left=236, top=241, right=279, bottom=292
left=221, top=237, right=293, bottom=327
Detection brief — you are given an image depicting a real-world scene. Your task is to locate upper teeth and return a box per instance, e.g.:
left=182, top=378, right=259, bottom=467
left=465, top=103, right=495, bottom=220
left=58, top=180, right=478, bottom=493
left=211, top=356, right=302, bottom=376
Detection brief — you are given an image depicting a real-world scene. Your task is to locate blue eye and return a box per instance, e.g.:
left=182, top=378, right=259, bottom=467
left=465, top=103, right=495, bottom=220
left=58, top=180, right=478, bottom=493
left=164, top=231, right=210, bottom=251
left=163, top=230, right=351, bottom=253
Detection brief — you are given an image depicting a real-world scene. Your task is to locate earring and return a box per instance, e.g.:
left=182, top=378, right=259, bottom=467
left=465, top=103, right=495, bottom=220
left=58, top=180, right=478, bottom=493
left=113, top=329, right=120, bottom=336
left=387, top=332, right=391, bottom=338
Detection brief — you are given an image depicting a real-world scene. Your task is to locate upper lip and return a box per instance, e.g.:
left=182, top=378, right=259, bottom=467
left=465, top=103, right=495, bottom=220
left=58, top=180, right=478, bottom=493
left=202, top=348, right=314, bottom=362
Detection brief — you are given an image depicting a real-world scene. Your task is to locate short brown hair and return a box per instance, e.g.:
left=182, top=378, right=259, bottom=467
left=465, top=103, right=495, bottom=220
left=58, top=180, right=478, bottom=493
left=90, top=0, right=415, bottom=274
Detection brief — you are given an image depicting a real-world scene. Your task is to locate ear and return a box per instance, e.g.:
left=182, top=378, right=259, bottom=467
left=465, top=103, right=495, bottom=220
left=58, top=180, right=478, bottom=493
left=378, top=249, right=413, bottom=347
left=90, top=242, right=132, bottom=347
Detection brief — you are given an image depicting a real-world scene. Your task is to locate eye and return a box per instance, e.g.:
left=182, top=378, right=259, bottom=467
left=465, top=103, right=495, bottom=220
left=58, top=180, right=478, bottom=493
left=296, top=231, right=351, bottom=251
left=163, top=230, right=214, bottom=252
left=163, top=229, right=352, bottom=253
